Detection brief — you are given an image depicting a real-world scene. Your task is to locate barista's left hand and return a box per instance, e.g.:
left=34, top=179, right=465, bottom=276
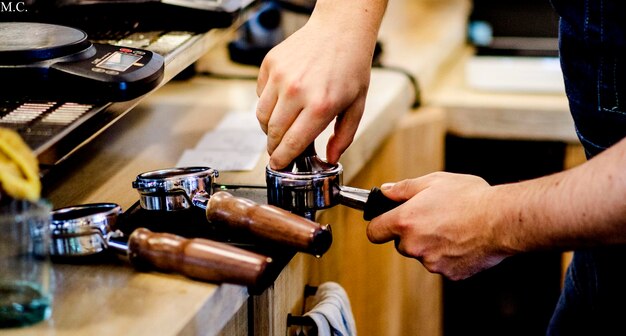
left=256, top=16, right=372, bottom=170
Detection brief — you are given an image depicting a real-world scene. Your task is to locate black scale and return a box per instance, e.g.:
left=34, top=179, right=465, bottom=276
left=0, top=22, right=165, bottom=102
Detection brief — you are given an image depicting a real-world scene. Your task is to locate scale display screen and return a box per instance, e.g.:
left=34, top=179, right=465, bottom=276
left=96, top=51, right=142, bottom=72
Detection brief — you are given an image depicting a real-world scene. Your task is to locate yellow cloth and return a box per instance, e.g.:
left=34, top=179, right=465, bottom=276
left=0, top=128, right=40, bottom=200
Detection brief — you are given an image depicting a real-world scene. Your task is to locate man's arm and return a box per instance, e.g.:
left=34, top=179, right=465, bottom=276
left=366, top=137, right=626, bottom=280
left=256, top=0, right=388, bottom=169
left=497, top=137, right=626, bottom=252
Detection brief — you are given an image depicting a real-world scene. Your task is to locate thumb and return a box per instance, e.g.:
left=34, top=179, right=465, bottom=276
left=380, top=177, right=431, bottom=202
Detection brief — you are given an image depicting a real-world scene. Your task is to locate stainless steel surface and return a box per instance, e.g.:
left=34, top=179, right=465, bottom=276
left=265, top=144, right=343, bottom=218
left=191, top=190, right=211, bottom=210
left=104, top=231, right=128, bottom=255
left=265, top=162, right=342, bottom=214
left=50, top=203, right=122, bottom=256
left=265, top=144, right=376, bottom=218
left=336, top=186, right=369, bottom=211
left=132, top=166, right=219, bottom=211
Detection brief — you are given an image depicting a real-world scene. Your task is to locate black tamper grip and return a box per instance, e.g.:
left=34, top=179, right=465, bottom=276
left=363, top=187, right=404, bottom=221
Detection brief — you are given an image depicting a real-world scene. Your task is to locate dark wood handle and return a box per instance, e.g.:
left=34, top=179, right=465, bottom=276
left=127, top=228, right=271, bottom=287
left=205, top=191, right=332, bottom=256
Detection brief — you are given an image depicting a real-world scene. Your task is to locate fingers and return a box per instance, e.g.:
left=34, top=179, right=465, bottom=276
left=366, top=209, right=400, bottom=244
left=326, top=97, right=365, bottom=164
left=256, top=55, right=271, bottom=97
left=394, top=239, right=416, bottom=259
left=366, top=175, right=438, bottom=244
left=266, top=95, right=304, bottom=157
left=269, top=106, right=335, bottom=169
left=256, top=82, right=278, bottom=135
left=256, top=59, right=272, bottom=134
left=381, top=173, right=445, bottom=202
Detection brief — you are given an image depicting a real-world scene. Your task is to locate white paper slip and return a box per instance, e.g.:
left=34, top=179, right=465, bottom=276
left=176, top=149, right=263, bottom=172
left=195, top=129, right=267, bottom=152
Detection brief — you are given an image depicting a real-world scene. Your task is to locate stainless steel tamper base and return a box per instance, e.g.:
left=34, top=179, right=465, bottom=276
left=265, top=144, right=343, bottom=220
left=266, top=144, right=404, bottom=221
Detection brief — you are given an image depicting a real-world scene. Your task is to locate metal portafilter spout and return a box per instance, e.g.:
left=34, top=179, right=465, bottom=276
left=266, top=143, right=404, bottom=220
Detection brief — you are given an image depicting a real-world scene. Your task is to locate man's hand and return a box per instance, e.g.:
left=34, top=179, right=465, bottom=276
left=256, top=0, right=387, bottom=169
left=366, top=172, right=510, bottom=280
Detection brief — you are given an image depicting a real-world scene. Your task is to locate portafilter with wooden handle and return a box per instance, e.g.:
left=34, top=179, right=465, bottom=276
left=131, top=167, right=332, bottom=256
left=49, top=203, right=271, bottom=287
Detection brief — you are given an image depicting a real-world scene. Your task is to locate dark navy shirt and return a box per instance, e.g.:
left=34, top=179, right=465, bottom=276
left=551, top=0, right=626, bottom=157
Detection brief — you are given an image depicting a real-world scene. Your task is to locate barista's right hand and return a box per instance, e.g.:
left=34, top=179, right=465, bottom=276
left=256, top=3, right=381, bottom=170
left=366, top=173, right=509, bottom=281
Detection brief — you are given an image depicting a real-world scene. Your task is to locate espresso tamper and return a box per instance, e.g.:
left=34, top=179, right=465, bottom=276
left=266, top=143, right=403, bottom=220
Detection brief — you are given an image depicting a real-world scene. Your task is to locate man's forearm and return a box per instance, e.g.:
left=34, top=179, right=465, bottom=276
left=310, top=0, right=388, bottom=52
left=493, top=137, right=626, bottom=253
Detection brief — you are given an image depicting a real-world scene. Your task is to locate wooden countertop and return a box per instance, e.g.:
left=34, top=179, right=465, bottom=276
left=6, top=264, right=248, bottom=336
left=5, top=1, right=471, bottom=334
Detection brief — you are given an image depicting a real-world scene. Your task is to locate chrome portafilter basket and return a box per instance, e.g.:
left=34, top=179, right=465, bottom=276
left=266, top=144, right=403, bottom=220
left=266, top=144, right=341, bottom=220
left=50, top=203, right=124, bottom=257
left=131, top=166, right=219, bottom=211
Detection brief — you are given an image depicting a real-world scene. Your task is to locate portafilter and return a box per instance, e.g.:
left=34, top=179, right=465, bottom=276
left=266, top=143, right=403, bottom=220
left=131, top=166, right=332, bottom=256
left=49, top=203, right=271, bottom=287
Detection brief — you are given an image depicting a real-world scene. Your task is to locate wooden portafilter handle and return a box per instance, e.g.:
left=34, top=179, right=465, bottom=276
left=127, top=228, right=271, bottom=287
left=205, top=191, right=332, bottom=256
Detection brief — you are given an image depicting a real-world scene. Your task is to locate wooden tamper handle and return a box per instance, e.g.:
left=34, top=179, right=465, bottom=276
left=205, top=191, right=332, bottom=256
left=127, top=228, right=271, bottom=287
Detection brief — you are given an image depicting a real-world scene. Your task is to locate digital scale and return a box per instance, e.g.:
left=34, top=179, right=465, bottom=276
left=0, top=22, right=165, bottom=102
